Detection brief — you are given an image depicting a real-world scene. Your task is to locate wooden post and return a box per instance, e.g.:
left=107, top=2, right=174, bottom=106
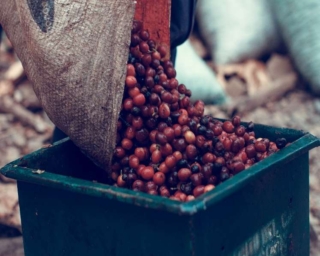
left=134, top=0, right=171, bottom=58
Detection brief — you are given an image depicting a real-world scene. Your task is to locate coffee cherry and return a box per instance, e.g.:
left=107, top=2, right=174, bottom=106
left=184, top=131, right=196, bottom=144
left=157, top=45, right=167, bottom=58
left=132, top=180, right=145, bottom=192
left=132, top=116, right=143, bottom=130
left=133, top=94, right=146, bottom=106
left=151, top=150, right=162, bottom=164
left=152, top=51, right=161, bottom=60
left=135, top=63, right=145, bottom=76
left=254, top=141, right=267, bottom=152
left=129, top=155, right=140, bottom=169
left=114, top=147, right=126, bottom=159
left=193, top=185, right=205, bottom=198
left=177, top=84, right=186, bottom=95
left=169, top=78, right=179, bottom=90
left=155, top=121, right=167, bottom=132
left=173, top=151, right=183, bottom=161
left=148, top=130, right=157, bottom=143
left=178, top=168, right=192, bottom=182
left=176, top=159, right=189, bottom=169
left=268, top=142, right=278, bottom=153
left=117, top=175, right=126, bottom=187
left=197, top=125, right=207, bottom=136
left=160, top=143, right=173, bottom=157
left=163, top=127, right=174, bottom=142
left=173, top=138, right=187, bottom=151
left=201, top=164, right=212, bottom=179
left=121, top=138, right=133, bottom=150
left=222, top=121, right=234, bottom=133
left=159, top=162, right=169, bottom=174
left=205, top=130, right=214, bottom=140
left=190, top=173, right=203, bottom=186
left=166, top=67, right=176, bottom=78
left=161, top=91, right=173, bottom=104
left=232, top=116, right=241, bottom=127
left=151, top=59, right=160, bottom=69
left=160, top=187, right=170, bottom=197
left=186, top=145, right=197, bottom=161
left=213, top=125, right=223, bottom=136
left=145, top=76, right=154, bottom=88
left=235, top=149, right=248, bottom=163
left=134, top=147, right=146, bottom=161
left=153, top=172, right=166, bottom=185
left=141, top=166, right=154, bottom=180
left=165, top=155, right=177, bottom=169
left=159, top=103, right=170, bottom=119
left=186, top=195, right=195, bottom=201
left=123, top=98, right=134, bottom=111
left=231, top=138, right=242, bottom=153
left=276, top=138, right=287, bottom=149
left=208, top=175, right=218, bottom=185
left=148, top=189, right=158, bottom=195
left=195, top=135, right=206, bottom=149
left=141, top=54, right=152, bottom=67
left=162, top=60, right=173, bottom=69
left=173, top=124, right=182, bottom=137
left=191, top=164, right=200, bottom=174
left=233, top=161, right=245, bottom=174
left=156, top=132, right=167, bottom=145
left=245, top=144, right=256, bottom=158
left=149, top=93, right=161, bottom=106
left=148, top=39, right=156, bottom=50
left=202, top=153, right=216, bottom=164
left=174, top=191, right=187, bottom=202
left=204, top=184, right=215, bottom=193
left=135, top=128, right=149, bottom=143
left=235, top=125, right=246, bottom=136
left=139, top=41, right=149, bottom=53
left=127, top=64, right=136, bottom=76
left=125, top=76, right=137, bottom=88
left=178, top=114, right=189, bottom=125
left=139, top=30, right=150, bottom=41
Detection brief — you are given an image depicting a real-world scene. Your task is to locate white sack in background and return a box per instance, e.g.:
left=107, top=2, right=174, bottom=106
left=272, top=0, right=320, bottom=95
left=175, top=39, right=228, bottom=105
left=196, top=0, right=281, bottom=65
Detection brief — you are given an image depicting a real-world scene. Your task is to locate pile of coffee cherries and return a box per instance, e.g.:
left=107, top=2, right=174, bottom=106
left=109, top=21, right=288, bottom=201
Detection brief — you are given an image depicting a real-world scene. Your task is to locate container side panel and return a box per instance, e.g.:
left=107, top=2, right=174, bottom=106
left=18, top=182, right=192, bottom=256
left=192, top=154, right=309, bottom=256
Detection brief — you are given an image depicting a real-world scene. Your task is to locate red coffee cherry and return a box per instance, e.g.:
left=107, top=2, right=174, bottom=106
left=153, top=172, right=166, bottom=185
left=159, top=103, right=170, bottom=119
left=125, top=76, right=137, bottom=88
left=141, top=166, right=154, bottom=180
left=193, top=185, right=205, bottom=198
left=178, top=168, right=192, bottom=182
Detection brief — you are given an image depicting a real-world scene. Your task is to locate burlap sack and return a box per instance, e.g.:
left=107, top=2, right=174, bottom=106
left=271, top=0, right=320, bottom=96
left=196, top=0, right=281, bottom=65
left=175, top=39, right=228, bottom=105
left=0, top=0, right=135, bottom=169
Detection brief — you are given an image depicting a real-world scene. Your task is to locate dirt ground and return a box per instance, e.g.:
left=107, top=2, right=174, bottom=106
left=1, top=32, right=320, bottom=255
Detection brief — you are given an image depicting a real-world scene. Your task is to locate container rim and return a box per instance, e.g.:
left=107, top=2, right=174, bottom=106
left=1, top=124, right=319, bottom=216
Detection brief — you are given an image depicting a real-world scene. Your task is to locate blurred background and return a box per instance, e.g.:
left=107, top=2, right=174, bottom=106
left=2, top=0, right=320, bottom=255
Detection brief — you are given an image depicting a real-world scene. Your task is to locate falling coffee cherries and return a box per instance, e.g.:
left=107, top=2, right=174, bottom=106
left=110, top=20, right=288, bottom=201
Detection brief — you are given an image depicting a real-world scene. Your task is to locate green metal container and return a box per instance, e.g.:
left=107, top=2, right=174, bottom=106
left=1, top=123, right=319, bottom=256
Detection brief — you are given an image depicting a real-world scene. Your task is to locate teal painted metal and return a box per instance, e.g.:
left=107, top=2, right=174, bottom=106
left=1, top=122, right=319, bottom=255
